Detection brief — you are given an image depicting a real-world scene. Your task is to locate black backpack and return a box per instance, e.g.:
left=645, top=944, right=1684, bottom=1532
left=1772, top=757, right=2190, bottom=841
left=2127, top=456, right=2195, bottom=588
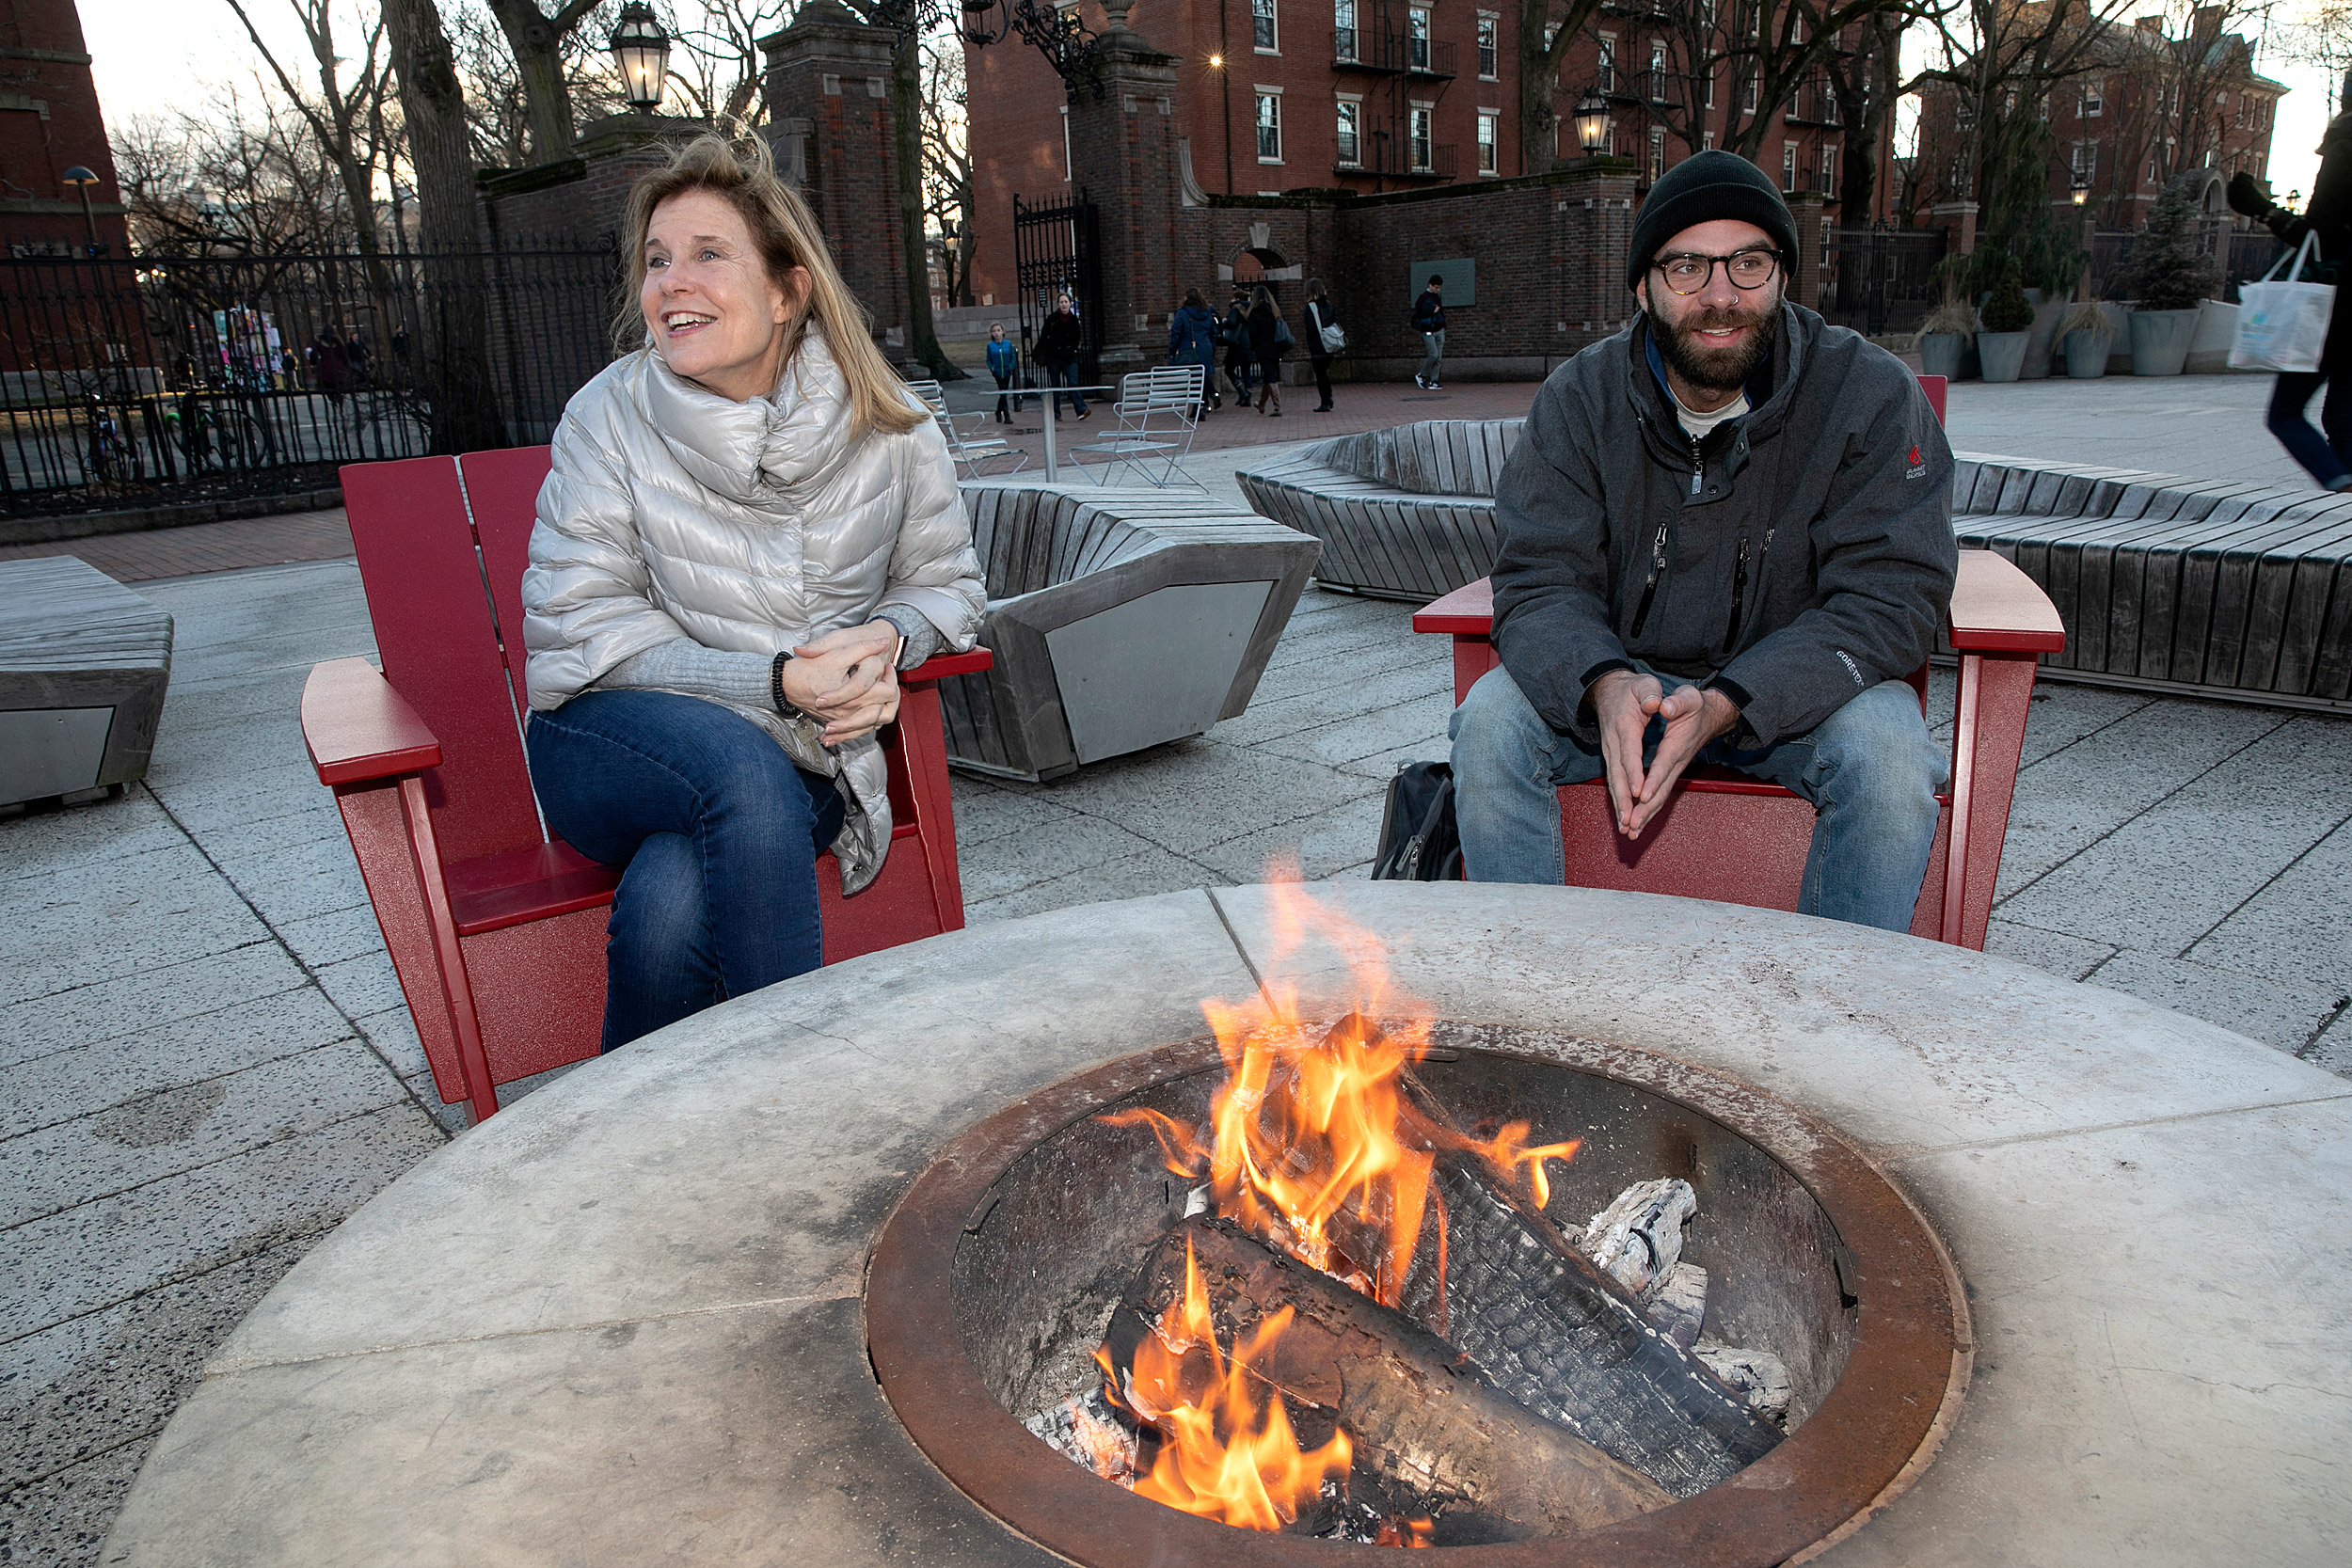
left=1371, top=761, right=1462, bottom=881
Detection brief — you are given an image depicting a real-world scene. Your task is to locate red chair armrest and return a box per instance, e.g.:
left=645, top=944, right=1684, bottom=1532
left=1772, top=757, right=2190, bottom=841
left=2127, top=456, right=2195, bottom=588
left=904, top=648, right=993, bottom=684
left=1412, top=578, right=1496, bottom=636
left=1947, top=550, right=2066, bottom=654
left=301, top=657, right=443, bottom=786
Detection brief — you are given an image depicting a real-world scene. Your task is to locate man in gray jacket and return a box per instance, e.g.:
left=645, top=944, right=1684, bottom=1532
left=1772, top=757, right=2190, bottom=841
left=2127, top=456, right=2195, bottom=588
left=1449, top=151, right=1957, bottom=931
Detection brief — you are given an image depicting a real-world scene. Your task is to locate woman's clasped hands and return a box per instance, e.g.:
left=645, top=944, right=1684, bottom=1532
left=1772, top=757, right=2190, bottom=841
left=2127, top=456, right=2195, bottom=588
left=781, top=620, right=905, bottom=746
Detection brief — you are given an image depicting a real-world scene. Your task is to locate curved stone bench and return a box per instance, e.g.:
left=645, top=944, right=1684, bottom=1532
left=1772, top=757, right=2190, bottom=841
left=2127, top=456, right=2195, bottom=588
left=1236, top=420, right=1519, bottom=602
left=946, top=487, right=1321, bottom=781
left=0, top=556, right=173, bottom=807
left=1952, top=456, right=2352, bottom=710
left=100, top=884, right=2352, bottom=1567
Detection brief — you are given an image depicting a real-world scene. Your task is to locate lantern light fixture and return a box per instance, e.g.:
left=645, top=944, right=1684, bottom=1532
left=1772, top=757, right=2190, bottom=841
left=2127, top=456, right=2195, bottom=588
left=610, top=3, right=671, bottom=116
left=1573, top=89, right=1611, bottom=155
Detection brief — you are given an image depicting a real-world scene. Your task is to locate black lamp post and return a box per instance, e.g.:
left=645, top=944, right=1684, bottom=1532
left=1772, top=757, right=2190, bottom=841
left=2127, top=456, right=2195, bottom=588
left=2071, top=171, right=2093, bottom=302
left=610, top=3, right=672, bottom=115
left=1573, top=90, right=1612, bottom=159
left=61, top=166, right=102, bottom=254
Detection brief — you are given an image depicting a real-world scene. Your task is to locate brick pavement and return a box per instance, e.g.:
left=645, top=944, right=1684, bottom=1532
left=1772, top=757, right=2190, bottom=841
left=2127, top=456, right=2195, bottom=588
left=0, top=509, right=354, bottom=583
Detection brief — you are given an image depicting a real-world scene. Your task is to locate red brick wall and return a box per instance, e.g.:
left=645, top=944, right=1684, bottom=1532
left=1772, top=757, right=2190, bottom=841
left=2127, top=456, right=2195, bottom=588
left=0, top=0, right=129, bottom=258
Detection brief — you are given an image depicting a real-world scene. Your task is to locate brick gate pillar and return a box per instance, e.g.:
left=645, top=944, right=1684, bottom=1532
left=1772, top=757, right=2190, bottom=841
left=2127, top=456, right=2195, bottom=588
left=1788, top=191, right=1826, bottom=309
left=760, top=1, right=913, bottom=364
left=1064, top=11, right=1184, bottom=373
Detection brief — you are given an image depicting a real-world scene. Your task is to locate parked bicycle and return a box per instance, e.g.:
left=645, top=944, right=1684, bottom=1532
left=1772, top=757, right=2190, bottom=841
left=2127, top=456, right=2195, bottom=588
left=80, top=391, right=143, bottom=485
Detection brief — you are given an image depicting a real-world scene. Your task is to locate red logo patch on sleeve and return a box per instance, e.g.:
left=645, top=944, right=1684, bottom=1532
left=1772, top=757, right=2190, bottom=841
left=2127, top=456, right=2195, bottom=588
left=1908, top=444, right=1922, bottom=466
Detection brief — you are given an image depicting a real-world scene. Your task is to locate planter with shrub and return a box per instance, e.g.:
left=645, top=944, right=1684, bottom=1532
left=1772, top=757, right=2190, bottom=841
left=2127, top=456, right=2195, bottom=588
left=2059, top=303, right=2113, bottom=378
left=1913, top=300, right=1978, bottom=381
left=1977, top=266, right=2037, bottom=383
left=2122, top=177, right=2221, bottom=377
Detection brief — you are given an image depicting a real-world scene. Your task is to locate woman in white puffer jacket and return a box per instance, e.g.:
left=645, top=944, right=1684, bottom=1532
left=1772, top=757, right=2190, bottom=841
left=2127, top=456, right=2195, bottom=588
left=519, top=135, right=983, bottom=1053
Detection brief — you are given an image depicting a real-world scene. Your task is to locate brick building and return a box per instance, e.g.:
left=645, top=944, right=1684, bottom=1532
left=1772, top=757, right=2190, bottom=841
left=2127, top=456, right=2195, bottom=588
left=0, top=0, right=127, bottom=258
left=1909, top=7, right=2282, bottom=232
left=964, top=0, right=1888, bottom=309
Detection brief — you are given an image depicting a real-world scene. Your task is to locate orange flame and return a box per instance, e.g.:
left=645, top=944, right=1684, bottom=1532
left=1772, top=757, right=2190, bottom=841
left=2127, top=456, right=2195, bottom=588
left=1376, top=1515, right=1437, bottom=1547
left=1101, top=1237, right=1352, bottom=1531
left=1103, top=876, right=1582, bottom=1307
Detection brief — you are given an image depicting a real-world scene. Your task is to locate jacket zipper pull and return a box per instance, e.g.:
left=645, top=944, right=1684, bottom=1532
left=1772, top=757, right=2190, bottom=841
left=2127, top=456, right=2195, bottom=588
left=1724, top=535, right=1751, bottom=655
left=1629, top=521, right=1669, bottom=639
left=1691, top=436, right=1704, bottom=497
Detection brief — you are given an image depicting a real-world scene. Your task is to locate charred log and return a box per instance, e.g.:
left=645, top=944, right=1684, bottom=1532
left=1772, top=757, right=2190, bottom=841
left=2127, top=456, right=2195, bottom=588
left=1104, top=1219, right=1674, bottom=1540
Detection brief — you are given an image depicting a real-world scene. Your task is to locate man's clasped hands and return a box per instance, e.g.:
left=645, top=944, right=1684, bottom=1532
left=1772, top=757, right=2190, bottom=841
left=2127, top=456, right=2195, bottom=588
left=1588, top=668, right=1744, bottom=840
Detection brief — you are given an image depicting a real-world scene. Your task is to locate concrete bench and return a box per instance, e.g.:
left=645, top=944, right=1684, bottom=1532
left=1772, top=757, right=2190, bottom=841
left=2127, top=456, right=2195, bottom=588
left=1235, top=420, right=1518, bottom=601
left=1951, top=456, right=2352, bottom=711
left=946, top=486, right=1321, bottom=781
left=0, top=556, right=173, bottom=807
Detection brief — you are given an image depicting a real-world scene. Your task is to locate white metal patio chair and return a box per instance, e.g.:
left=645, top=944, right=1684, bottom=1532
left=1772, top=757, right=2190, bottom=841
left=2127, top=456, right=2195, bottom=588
left=906, top=378, right=1029, bottom=479
left=1067, top=366, right=1205, bottom=488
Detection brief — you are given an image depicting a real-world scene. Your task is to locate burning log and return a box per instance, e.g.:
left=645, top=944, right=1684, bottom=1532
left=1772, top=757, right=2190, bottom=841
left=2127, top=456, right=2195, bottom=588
left=1104, top=1219, right=1674, bottom=1540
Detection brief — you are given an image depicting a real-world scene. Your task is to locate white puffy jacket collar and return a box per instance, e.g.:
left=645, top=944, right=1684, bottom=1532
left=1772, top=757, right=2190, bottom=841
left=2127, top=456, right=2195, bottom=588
left=637, top=324, right=860, bottom=504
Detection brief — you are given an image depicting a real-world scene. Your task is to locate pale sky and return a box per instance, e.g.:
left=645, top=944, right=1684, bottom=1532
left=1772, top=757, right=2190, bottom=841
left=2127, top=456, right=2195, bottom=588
left=77, top=1, right=2332, bottom=206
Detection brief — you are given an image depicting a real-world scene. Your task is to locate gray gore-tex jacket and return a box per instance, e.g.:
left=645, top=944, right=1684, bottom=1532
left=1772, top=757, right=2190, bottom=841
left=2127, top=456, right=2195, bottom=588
left=1490, top=303, right=1956, bottom=751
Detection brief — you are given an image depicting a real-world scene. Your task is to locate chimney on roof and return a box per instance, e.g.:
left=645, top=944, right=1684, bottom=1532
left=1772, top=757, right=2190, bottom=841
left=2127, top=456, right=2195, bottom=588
left=2135, top=14, right=2163, bottom=32
left=2191, top=5, right=2222, bottom=40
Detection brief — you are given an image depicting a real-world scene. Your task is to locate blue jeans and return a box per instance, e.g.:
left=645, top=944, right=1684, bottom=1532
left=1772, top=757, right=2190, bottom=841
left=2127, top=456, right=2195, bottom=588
left=1448, top=665, right=1947, bottom=932
left=2266, top=371, right=2351, bottom=490
left=1042, top=360, right=1087, bottom=419
left=524, top=689, right=846, bottom=1053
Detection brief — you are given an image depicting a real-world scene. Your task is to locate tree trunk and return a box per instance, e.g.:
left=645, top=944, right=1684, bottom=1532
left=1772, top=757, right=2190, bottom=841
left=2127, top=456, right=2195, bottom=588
left=1837, top=16, right=1900, bottom=223
left=486, top=0, right=579, bottom=166
left=381, top=0, right=509, bottom=453
left=892, top=31, right=957, bottom=379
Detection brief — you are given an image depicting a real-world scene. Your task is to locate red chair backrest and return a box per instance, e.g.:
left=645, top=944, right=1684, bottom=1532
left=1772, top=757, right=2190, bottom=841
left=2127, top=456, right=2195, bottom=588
left=454, top=446, right=557, bottom=712
left=1917, top=373, right=1946, bottom=426
left=342, top=457, right=544, bottom=865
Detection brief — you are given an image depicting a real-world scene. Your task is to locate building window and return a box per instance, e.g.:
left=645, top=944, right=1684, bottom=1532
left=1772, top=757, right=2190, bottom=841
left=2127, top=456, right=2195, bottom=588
left=2080, top=77, right=2102, bottom=118
left=1060, top=104, right=1072, bottom=182
left=1334, top=0, right=1356, bottom=61
left=1477, top=15, right=1498, bottom=79
left=1407, top=8, right=1431, bottom=71
left=1597, top=33, right=1616, bottom=93
left=1478, top=110, right=1499, bottom=172
left=1742, top=71, right=1758, bottom=114
left=1649, top=127, right=1665, bottom=179
left=1253, top=0, right=1278, bottom=52
left=2073, top=138, right=2097, bottom=182
left=1820, top=143, right=1835, bottom=193
left=1336, top=99, right=1360, bottom=165
left=1702, top=130, right=1715, bottom=150
left=1257, top=90, right=1282, bottom=160
left=1410, top=104, right=1433, bottom=169
left=1782, top=141, right=1797, bottom=192
left=1650, top=40, right=1668, bottom=100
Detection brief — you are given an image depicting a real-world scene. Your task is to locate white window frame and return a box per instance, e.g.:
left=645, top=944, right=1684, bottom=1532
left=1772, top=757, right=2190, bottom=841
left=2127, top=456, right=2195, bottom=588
left=1255, top=86, right=1283, bottom=162
left=1334, top=0, right=1357, bottom=62
left=2080, top=77, right=2103, bottom=118
left=1702, top=130, right=1715, bottom=150
left=1649, top=126, right=1665, bottom=179
left=1597, top=32, right=1616, bottom=93
left=1742, top=71, right=1758, bottom=114
left=1476, top=13, right=1499, bottom=80
left=1820, top=142, right=1835, bottom=193
left=1477, top=109, right=1500, bottom=174
left=1335, top=94, right=1362, bottom=166
left=1407, top=7, right=1432, bottom=71
left=1409, top=102, right=1434, bottom=169
left=1649, top=40, right=1668, bottom=101
left=1252, top=0, right=1279, bottom=55
left=1782, top=140, right=1798, bottom=192
left=1060, top=104, right=1072, bottom=182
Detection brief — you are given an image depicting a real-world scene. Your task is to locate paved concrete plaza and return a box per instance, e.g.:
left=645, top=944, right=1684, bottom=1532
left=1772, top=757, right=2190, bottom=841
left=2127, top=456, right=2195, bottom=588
left=3, top=370, right=2348, bottom=1563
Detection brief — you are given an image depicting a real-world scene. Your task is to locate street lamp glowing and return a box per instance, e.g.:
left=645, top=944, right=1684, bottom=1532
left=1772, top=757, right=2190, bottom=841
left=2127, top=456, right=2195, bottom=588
left=61, top=165, right=101, bottom=252
left=1209, top=52, right=1223, bottom=68
left=610, top=3, right=671, bottom=115
left=2071, top=173, right=2089, bottom=207
left=1573, top=89, right=1611, bottom=154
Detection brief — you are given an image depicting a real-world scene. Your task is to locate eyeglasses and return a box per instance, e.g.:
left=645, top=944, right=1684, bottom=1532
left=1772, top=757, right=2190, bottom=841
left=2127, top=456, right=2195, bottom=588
left=1651, top=247, right=1781, bottom=294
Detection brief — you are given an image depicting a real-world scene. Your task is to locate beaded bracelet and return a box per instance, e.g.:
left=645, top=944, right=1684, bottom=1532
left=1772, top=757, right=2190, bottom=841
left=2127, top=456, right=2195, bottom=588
left=770, top=650, right=793, bottom=714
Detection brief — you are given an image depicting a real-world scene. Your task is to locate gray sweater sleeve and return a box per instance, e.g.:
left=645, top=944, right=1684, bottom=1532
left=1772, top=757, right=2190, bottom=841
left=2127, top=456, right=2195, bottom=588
left=595, top=640, right=776, bottom=706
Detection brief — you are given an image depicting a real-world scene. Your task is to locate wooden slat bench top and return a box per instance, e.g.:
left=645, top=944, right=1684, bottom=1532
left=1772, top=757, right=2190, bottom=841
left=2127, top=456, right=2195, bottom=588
left=0, top=557, right=173, bottom=672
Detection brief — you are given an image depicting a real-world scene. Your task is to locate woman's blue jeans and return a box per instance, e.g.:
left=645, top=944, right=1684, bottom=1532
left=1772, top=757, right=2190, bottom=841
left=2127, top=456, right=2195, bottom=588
left=2267, top=371, right=2351, bottom=489
left=525, top=690, right=845, bottom=1053
left=1043, top=360, right=1087, bottom=418
left=1448, top=665, right=1947, bottom=933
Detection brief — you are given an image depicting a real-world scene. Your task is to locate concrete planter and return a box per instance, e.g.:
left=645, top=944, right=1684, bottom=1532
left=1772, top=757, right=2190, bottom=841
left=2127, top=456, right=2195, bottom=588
left=2185, top=299, right=2242, bottom=373
left=2020, top=297, right=2069, bottom=379
left=1918, top=332, right=1967, bottom=381
left=1977, top=329, right=2032, bottom=383
left=2129, top=308, right=2201, bottom=375
left=2101, top=302, right=2136, bottom=373
left=2063, top=327, right=2113, bottom=378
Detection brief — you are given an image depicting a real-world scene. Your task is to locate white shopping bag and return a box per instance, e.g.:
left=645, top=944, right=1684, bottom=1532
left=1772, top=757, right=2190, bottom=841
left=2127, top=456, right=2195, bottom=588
left=2230, top=232, right=2334, bottom=373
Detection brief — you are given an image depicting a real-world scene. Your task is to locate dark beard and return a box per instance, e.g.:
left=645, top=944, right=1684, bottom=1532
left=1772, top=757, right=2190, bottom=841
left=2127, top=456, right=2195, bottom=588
left=1653, top=296, right=1781, bottom=393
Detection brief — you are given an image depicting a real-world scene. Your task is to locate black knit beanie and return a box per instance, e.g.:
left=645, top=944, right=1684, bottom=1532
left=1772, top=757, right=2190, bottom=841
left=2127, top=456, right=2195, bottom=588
left=1626, top=150, right=1801, bottom=290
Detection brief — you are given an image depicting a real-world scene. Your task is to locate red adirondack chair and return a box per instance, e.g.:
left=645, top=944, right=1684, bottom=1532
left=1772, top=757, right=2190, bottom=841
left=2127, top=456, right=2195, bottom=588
left=301, top=447, right=992, bottom=1124
left=1410, top=375, right=2067, bottom=948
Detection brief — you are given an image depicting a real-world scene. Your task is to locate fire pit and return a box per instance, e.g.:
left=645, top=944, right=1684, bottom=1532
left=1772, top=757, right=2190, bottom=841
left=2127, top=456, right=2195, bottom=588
left=100, top=884, right=2352, bottom=1567
left=875, top=1010, right=1957, bottom=1560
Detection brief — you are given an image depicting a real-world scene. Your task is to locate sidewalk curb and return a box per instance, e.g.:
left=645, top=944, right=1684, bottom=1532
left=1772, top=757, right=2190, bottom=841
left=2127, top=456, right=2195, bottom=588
left=1, top=486, right=347, bottom=547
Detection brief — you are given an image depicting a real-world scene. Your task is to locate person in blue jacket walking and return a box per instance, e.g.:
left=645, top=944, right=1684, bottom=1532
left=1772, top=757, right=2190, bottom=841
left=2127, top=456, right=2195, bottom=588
left=985, top=322, right=1020, bottom=422
left=1168, top=288, right=1222, bottom=414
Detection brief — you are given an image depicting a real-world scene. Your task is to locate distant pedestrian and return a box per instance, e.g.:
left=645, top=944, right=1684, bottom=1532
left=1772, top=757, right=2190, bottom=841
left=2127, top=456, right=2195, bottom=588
left=1168, top=288, right=1221, bottom=413
left=1412, top=274, right=1446, bottom=390
left=308, top=328, right=348, bottom=395
left=278, top=346, right=299, bottom=388
left=2230, top=69, right=2350, bottom=492
left=985, top=322, right=1019, bottom=422
left=345, top=330, right=371, bottom=386
left=1035, top=293, right=1089, bottom=420
left=1302, top=277, right=1341, bottom=412
left=1222, top=292, right=1255, bottom=405
left=1248, top=284, right=1287, bottom=417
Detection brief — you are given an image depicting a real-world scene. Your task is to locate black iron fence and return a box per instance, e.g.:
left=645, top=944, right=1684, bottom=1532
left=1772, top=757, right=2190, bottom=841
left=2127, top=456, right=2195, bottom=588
left=1819, top=227, right=1951, bottom=337
left=2085, top=226, right=2286, bottom=302
left=0, top=243, right=620, bottom=516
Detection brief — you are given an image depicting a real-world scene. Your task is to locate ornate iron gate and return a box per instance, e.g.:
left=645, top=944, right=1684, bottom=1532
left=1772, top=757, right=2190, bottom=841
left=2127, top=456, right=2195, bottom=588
left=1011, top=190, right=1102, bottom=388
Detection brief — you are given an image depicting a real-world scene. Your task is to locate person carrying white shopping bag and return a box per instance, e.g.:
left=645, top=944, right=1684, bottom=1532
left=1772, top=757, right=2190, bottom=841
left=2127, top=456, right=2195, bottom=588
left=2230, top=232, right=2334, bottom=374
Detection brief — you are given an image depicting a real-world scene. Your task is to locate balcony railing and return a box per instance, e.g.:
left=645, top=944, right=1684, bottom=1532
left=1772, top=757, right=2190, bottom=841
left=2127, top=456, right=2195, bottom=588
left=1336, top=27, right=1456, bottom=78
left=1785, top=73, right=1840, bottom=126
left=1346, top=138, right=1458, bottom=179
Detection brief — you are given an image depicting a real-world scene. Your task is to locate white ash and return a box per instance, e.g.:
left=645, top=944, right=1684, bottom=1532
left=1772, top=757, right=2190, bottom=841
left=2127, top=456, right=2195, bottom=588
left=1646, top=1261, right=1708, bottom=1350
left=1580, top=1178, right=1698, bottom=1295
left=1023, top=1386, right=1138, bottom=1483
left=1693, top=1342, right=1794, bottom=1427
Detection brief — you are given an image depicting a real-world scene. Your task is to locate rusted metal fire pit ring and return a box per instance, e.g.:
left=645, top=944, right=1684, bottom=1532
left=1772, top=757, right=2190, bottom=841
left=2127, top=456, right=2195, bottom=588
left=865, top=1028, right=1968, bottom=1567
